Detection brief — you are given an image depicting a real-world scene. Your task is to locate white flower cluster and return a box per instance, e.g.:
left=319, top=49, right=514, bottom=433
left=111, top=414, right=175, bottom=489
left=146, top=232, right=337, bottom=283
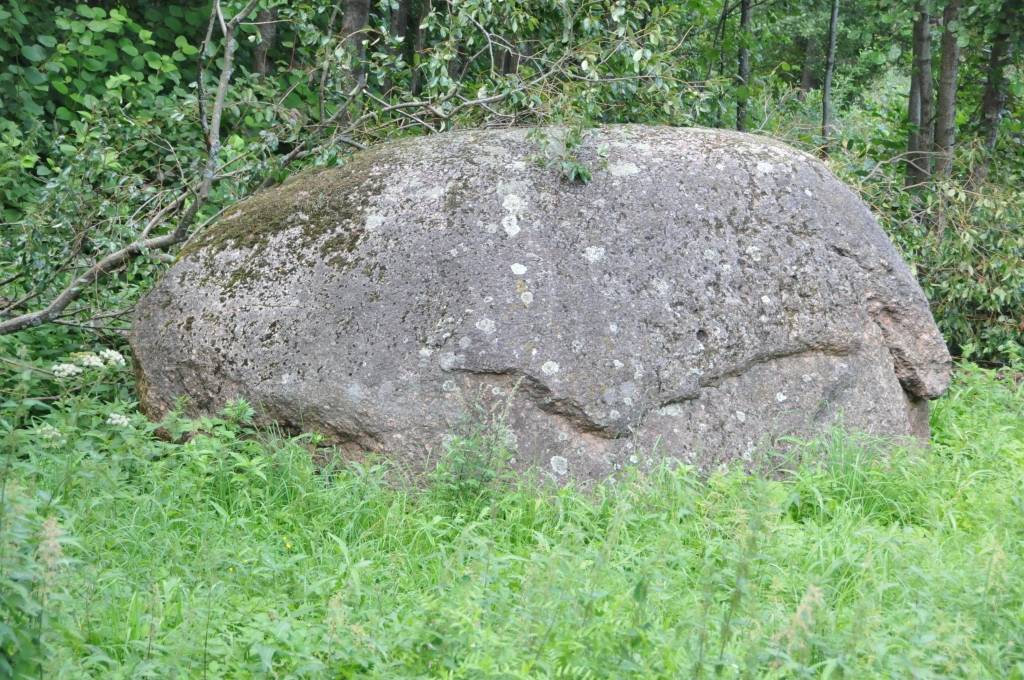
left=106, top=413, right=131, bottom=427
left=51, top=349, right=127, bottom=379
left=36, top=423, right=63, bottom=442
left=77, top=353, right=105, bottom=368
left=99, top=349, right=126, bottom=366
left=51, top=363, right=83, bottom=378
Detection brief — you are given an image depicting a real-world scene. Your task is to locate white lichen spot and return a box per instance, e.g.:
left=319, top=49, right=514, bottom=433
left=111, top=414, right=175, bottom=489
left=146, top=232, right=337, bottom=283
left=421, top=185, right=446, bottom=200
left=501, top=214, right=520, bottom=237
left=612, top=359, right=624, bottom=369
left=484, top=222, right=499, bottom=234
left=365, top=214, right=386, bottom=231
left=658, top=403, right=684, bottom=417
left=418, top=347, right=434, bottom=358
left=491, top=386, right=505, bottom=396
left=801, top=373, right=814, bottom=383
left=500, top=193, right=527, bottom=237
left=629, top=454, right=639, bottom=465
left=550, top=455, right=568, bottom=476
left=502, top=194, right=527, bottom=212
left=292, top=211, right=310, bottom=222
left=745, top=245, right=762, bottom=262
left=609, top=161, right=640, bottom=177
left=475, top=318, right=496, bottom=334
left=609, top=323, right=619, bottom=334
left=520, top=291, right=534, bottom=306
left=438, top=352, right=460, bottom=370
left=541, top=360, right=560, bottom=376
left=458, top=336, right=473, bottom=349
left=735, top=410, right=747, bottom=423
left=775, top=392, right=788, bottom=403
left=803, top=188, right=814, bottom=197
left=761, top=295, right=772, bottom=305
left=652, top=279, right=670, bottom=295
left=442, top=380, right=458, bottom=393
left=583, top=246, right=606, bottom=263
left=756, top=161, right=774, bottom=174
left=510, top=263, right=528, bottom=275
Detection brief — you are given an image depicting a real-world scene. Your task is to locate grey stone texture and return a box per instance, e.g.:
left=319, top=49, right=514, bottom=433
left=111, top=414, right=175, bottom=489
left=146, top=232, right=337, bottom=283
left=131, top=126, right=951, bottom=481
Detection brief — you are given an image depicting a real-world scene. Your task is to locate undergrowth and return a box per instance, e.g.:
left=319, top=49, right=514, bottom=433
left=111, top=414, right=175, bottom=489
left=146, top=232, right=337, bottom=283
left=1, top=336, right=1023, bottom=678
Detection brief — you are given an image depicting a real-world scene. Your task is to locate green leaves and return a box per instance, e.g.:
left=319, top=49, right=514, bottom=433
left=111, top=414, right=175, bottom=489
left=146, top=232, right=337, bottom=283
left=20, top=44, right=46, bottom=62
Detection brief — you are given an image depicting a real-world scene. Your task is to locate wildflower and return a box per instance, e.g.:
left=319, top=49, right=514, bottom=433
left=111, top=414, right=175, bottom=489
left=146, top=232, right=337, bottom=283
left=106, top=413, right=131, bottom=427
left=778, top=583, right=825, bottom=654
left=35, top=423, right=65, bottom=446
left=75, top=353, right=105, bottom=368
left=36, top=423, right=62, bottom=441
left=52, top=363, right=83, bottom=378
left=99, top=349, right=126, bottom=366
left=38, top=516, right=65, bottom=595
left=38, top=516, right=65, bottom=570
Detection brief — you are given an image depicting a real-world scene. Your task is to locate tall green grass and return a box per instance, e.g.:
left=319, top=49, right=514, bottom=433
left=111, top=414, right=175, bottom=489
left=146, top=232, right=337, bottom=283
left=3, top=353, right=1023, bottom=678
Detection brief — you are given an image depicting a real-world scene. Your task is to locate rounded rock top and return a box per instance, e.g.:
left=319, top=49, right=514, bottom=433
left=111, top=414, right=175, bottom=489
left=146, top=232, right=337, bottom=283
left=132, top=125, right=951, bottom=482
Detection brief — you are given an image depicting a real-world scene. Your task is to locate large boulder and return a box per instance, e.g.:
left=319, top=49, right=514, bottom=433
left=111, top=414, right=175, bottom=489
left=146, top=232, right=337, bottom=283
left=131, top=126, right=951, bottom=481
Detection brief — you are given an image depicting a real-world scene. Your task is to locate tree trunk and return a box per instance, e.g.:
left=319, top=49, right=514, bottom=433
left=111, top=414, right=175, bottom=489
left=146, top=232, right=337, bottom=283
left=933, top=0, right=961, bottom=178
left=906, top=56, right=921, bottom=182
left=821, top=0, right=840, bottom=152
left=252, top=8, right=277, bottom=76
left=798, top=35, right=816, bottom=99
left=970, top=0, right=1020, bottom=187
left=736, top=0, right=752, bottom=131
left=410, top=0, right=429, bottom=96
left=382, top=0, right=411, bottom=93
left=906, top=4, right=933, bottom=185
left=389, top=0, right=410, bottom=41
left=712, top=1, right=729, bottom=127
left=342, top=0, right=372, bottom=92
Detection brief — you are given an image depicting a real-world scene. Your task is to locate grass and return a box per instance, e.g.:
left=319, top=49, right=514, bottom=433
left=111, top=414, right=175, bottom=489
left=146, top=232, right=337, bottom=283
left=2, top=349, right=1023, bottom=678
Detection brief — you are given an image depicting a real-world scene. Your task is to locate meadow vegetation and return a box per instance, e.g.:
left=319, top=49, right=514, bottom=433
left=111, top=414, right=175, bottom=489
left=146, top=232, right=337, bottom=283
left=2, top=330, right=1022, bottom=677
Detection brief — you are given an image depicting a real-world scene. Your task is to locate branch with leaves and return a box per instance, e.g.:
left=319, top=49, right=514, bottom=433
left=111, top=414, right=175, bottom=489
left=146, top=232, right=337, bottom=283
left=0, top=0, right=262, bottom=335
